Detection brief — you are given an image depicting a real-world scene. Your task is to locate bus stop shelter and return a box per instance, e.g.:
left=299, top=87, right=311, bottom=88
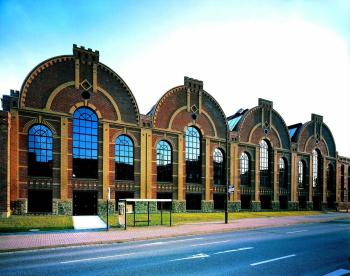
left=117, top=199, right=172, bottom=230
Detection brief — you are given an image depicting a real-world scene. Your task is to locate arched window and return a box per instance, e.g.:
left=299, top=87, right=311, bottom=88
left=72, top=107, right=98, bottom=178
left=115, top=135, right=134, bottom=181
left=185, top=126, right=201, bottom=183
left=157, top=140, right=172, bottom=182
left=279, top=158, right=288, bottom=188
left=213, top=148, right=224, bottom=185
left=259, top=140, right=271, bottom=187
left=28, top=124, right=53, bottom=177
left=312, top=149, right=322, bottom=189
left=341, top=165, right=345, bottom=202
left=298, top=160, right=306, bottom=189
left=327, top=164, right=334, bottom=191
left=240, top=152, right=250, bottom=186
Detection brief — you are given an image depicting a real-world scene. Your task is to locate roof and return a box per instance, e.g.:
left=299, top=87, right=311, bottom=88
left=288, top=123, right=303, bottom=142
left=227, top=108, right=248, bottom=131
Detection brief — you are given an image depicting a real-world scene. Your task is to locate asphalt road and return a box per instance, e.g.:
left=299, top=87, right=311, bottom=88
left=0, top=219, right=349, bottom=276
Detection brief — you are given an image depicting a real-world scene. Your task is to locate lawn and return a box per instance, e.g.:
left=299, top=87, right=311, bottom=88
left=102, top=211, right=322, bottom=228
left=0, top=215, right=73, bottom=233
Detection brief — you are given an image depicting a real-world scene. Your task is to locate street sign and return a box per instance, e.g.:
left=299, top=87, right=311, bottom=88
left=228, top=185, right=235, bottom=193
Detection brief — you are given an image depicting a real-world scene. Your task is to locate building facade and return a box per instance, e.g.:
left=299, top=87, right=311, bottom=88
left=0, top=45, right=349, bottom=216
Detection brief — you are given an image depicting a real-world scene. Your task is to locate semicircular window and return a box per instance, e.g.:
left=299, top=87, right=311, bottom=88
left=157, top=140, right=172, bottom=182
left=72, top=107, right=98, bottom=179
left=185, top=126, right=201, bottom=183
left=28, top=125, right=53, bottom=177
left=115, top=135, right=134, bottom=181
left=213, top=148, right=225, bottom=185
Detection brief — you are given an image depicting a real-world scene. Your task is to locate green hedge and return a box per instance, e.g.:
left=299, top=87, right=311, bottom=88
left=172, top=200, right=186, bottom=213
left=288, top=201, right=299, bottom=211
left=272, top=201, right=280, bottom=211
left=228, top=201, right=241, bottom=212
left=251, top=201, right=261, bottom=212
left=201, top=200, right=214, bottom=213
left=306, top=201, right=313, bottom=211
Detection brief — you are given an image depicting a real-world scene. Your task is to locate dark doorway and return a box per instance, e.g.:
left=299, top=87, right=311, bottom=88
left=313, top=196, right=322, bottom=211
left=298, top=196, right=307, bottom=209
left=279, top=195, right=288, bottom=210
left=241, top=195, right=251, bottom=210
left=327, top=195, right=336, bottom=209
left=73, top=191, right=98, bottom=215
left=28, top=190, right=52, bottom=213
left=157, top=192, right=172, bottom=210
left=260, top=195, right=272, bottom=209
left=186, top=193, right=202, bottom=210
left=213, top=194, right=225, bottom=210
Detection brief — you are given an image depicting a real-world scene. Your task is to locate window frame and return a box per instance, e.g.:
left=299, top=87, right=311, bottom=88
left=185, top=126, right=202, bottom=183
left=115, top=134, right=134, bottom=181
left=156, top=140, right=173, bottom=182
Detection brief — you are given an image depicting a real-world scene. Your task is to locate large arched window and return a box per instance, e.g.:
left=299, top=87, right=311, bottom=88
left=240, top=152, right=250, bottom=186
left=312, top=149, right=322, bottom=189
left=157, top=140, right=172, bottom=182
left=72, top=107, right=98, bottom=179
left=259, top=140, right=271, bottom=187
left=298, top=160, right=307, bottom=189
left=279, top=158, right=288, bottom=188
left=115, top=135, right=134, bottom=181
left=28, top=124, right=53, bottom=177
left=213, top=148, right=224, bottom=185
left=185, top=126, right=201, bottom=183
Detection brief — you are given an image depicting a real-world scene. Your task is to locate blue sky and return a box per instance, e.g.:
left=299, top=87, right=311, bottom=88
left=0, top=0, right=349, bottom=156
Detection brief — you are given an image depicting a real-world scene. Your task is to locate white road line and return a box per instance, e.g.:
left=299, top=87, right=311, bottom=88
left=135, top=237, right=204, bottom=247
left=324, top=268, right=350, bottom=276
left=170, top=253, right=209, bottom=262
left=190, top=240, right=233, bottom=247
left=60, top=253, right=136, bottom=264
left=250, top=254, right=296, bottom=266
left=286, top=230, right=308, bottom=234
left=213, top=247, right=254, bottom=255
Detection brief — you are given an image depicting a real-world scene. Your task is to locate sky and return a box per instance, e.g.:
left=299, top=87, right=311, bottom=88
left=0, top=0, right=349, bottom=157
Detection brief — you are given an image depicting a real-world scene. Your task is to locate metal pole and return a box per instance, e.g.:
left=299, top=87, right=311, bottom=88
left=170, top=201, right=172, bottom=226
left=147, top=202, right=150, bottom=226
left=225, top=123, right=229, bottom=224
left=161, top=202, right=163, bottom=225
left=124, top=200, right=127, bottom=230
left=106, top=199, right=109, bottom=231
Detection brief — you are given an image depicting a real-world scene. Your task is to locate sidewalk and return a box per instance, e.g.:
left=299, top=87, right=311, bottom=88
left=0, top=213, right=349, bottom=252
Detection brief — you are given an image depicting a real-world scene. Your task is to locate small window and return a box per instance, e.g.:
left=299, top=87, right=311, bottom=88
left=115, top=135, right=134, bottom=181
left=298, top=160, right=307, bottom=189
left=28, top=124, right=53, bottom=177
left=157, top=140, right=172, bottom=182
left=312, top=149, right=322, bottom=189
left=213, top=148, right=224, bottom=185
left=240, top=152, right=250, bottom=186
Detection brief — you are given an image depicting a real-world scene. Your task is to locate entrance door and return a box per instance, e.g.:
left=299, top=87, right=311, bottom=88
left=73, top=191, right=98, bottom=215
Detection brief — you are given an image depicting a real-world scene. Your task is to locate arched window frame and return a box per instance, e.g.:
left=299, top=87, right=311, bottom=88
left=213, top=148, right=225, bottom=185
left=28, top=124, right=53, bottom=177
left=312, top=149, right=322, bottom=189
left=185, top=126, right=201, bottom=183
left=259, top=139, right=271, bottom=187
left=72, top=107, right=98, bottom=179
left=240, top=152, right=250, bottom=186
left=156, top=140, right=172, bottom=182
left=298, top=160, right=307, bottom=189
left=327, top=163, right=334, bottom=191
left=115, top=135, right=134, bottom=181
left=279, top=158, right=288, bottom=188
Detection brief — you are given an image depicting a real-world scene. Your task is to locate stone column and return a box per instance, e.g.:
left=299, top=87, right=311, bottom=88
left=205, top=138, right=211, bottom=201
left=60, top=117, right=68, bottom=200
left=273, top=150, right=279, bottom=201
left=177, top=134, right=184, bottom=201
left=102, top=122, right=109, bottom=200
left=255, top=147, right=260, bottom=202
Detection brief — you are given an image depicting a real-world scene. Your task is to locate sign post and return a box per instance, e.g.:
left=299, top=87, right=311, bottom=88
left=106, top=187, right=110, bottom=231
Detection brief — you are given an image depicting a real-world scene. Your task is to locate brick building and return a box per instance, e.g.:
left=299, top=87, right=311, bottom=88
left=0, top=45, right=349, bottom=216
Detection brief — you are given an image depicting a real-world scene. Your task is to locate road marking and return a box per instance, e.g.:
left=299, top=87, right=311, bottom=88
left=136, top=237, right=204, bottom=247
left=250, top=254, right=296, bottom=266
left=170, top=253, right=209, bottom=262
left=324, top=268, right=350, bottom=276
left=286, top=230, right=308, bottom=234
left=213, top=247, right=254, bottom=255
left=190, top=240, right=233, bottom=247
left=60, top=253, right=136, bottom=264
